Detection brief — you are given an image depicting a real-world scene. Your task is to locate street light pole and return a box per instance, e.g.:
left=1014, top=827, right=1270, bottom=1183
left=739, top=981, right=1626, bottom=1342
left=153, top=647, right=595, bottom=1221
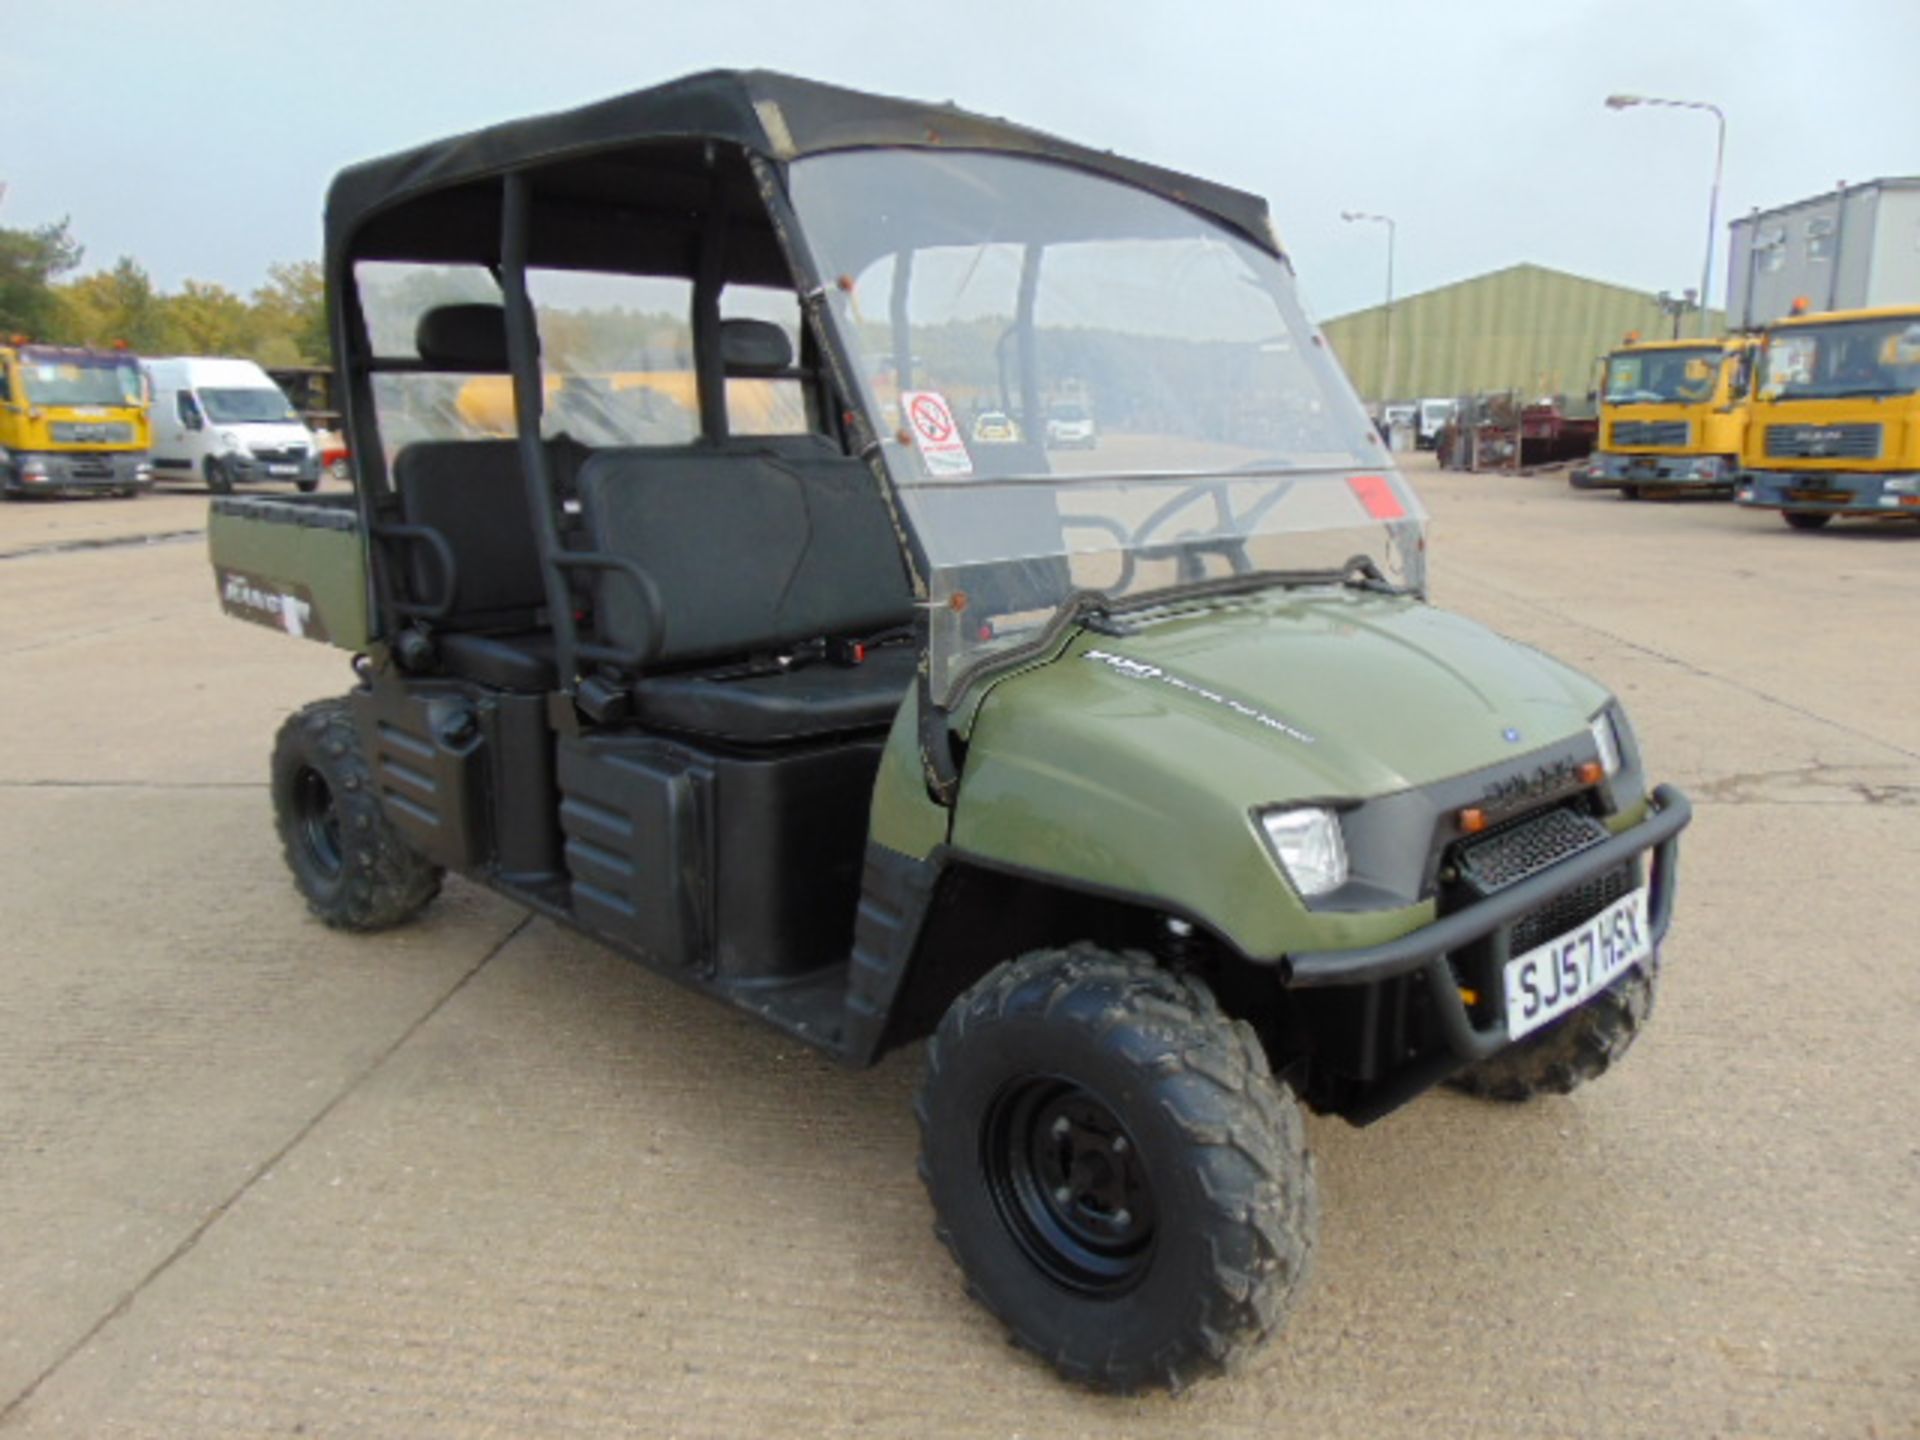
left=1605, top=94, right=1726, bottom=338
left=1342, top=210, right=1396, bottom=401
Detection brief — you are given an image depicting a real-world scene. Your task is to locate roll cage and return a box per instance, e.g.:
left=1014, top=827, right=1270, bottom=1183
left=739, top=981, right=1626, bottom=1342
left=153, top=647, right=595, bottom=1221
left=327, top=71, right=1289, bottom=801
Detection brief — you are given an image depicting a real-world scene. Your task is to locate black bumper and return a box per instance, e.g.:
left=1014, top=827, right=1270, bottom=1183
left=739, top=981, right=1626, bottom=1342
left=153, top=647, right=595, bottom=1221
left=1285, top=784, right=1690, bottom=1067
left=228, top=452, right=320, bottom=485
left=3, top=450, right=151, bottom=493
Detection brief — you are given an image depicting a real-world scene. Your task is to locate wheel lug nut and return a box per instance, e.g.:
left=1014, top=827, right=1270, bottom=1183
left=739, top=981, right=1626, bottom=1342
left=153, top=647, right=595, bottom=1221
left=1111, top=1135, right=1129, bottom=1154
left=1051, top=1116, right=1071, bottom=1138
left=1053, top=1186, right=1073, bottom=1204
left=1113, top=1208, right=1131, bottom=1227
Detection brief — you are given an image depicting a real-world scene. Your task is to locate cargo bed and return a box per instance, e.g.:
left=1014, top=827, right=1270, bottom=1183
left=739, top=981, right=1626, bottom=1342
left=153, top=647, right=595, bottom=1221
left=208, top=492, right=369, bottom=650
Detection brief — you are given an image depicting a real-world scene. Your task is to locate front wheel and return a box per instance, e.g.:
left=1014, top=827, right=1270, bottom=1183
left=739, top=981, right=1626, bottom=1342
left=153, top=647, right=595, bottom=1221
left=1783, top=510, right=1832, bottom=531
left=917, top=946, right=1318, bottom=1392
left=270, top=699, right=442, bottom=930
left=1449, top=960, right=1655, bottom=1101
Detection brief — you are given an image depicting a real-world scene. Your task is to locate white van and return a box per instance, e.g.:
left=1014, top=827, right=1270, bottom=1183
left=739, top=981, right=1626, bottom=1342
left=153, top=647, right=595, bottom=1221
left=1416, top=397, right=1458, bottom=450
left=144, top=357, right=321, bottom=493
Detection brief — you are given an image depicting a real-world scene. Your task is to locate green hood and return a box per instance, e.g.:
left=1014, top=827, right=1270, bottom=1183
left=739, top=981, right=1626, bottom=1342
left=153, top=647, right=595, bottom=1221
left=949, top=588, right=1614, bottom=956
left=1061, top=587, right=1608, bottom=797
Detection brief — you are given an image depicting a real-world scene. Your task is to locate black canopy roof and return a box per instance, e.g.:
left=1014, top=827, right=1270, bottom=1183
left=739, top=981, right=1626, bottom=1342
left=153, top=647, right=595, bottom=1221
left=325, top=69, right=1280, bottom=274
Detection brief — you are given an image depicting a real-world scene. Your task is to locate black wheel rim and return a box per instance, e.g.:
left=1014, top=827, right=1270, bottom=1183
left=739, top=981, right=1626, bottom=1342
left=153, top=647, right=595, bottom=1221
left=983, top=1076, right=1156, bottom=1295
left=293, top=765, right=344, bottom=877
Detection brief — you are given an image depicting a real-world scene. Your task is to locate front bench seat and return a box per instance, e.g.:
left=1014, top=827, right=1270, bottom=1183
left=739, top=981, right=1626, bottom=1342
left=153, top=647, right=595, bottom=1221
left=575, top=363, right=917, bottom=742
left=629, top=644, right=917, bottom=744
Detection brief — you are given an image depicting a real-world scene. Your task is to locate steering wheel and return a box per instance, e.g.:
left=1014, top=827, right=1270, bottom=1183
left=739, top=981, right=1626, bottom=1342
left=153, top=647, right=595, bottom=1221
left=1123, top=471, right=1302, bottom=579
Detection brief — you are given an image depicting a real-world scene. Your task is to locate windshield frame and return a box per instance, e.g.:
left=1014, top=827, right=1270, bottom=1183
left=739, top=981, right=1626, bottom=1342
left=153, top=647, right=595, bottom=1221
left=1602, top=344, right=1726, bottom=406
left=1757, top=315, right=1920, bottom=403
left=197, top=386, right=302, bottom=426
left=784, top=147, right=1420, bottom=709
left=17, top=351, right=145, bottom=408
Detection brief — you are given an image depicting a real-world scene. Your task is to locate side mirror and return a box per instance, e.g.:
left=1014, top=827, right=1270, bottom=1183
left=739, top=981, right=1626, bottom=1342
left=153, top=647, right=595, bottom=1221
left=180, top=395, right=205, bottom=431
left=1585, top=388, right=1598, bottom=404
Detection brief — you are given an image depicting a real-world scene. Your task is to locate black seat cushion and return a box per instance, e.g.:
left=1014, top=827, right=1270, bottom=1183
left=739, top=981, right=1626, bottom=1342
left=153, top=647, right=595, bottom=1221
left=575, top=436, right=913, bottom=667
left=393, top=440, right=546, bottom=628
left=391, top=437, right=589, bottom=632
left=631, top=644, right=915, bottom=744
left=435, top=630, right=556, bottom=692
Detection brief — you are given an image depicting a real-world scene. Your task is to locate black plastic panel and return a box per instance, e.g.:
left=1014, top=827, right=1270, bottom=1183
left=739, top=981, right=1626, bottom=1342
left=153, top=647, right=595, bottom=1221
left=557, top=737, right=714, bottom=968
left=713, top=741, right=884, bottom=982
left=351, top=678, right=487, bottom=871
left=486, top=692, right=562, bottom=883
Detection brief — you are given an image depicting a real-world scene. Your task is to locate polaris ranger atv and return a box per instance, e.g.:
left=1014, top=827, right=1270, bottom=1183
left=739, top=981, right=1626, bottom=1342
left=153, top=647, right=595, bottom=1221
left=209, top=71, right=1690, bottom=1393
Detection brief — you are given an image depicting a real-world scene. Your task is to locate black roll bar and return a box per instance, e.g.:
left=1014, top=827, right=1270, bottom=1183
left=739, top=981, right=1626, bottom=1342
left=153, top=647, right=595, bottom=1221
left=499, top=171, right=581, bottom=692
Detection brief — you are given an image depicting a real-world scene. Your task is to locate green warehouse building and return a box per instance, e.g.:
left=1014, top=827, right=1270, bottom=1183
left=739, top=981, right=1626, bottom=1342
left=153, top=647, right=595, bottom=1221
left=1321, top=263, right=1727, bottom=405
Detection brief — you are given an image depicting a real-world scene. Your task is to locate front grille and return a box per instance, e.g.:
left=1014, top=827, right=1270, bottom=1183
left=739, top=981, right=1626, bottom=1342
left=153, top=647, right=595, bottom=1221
left=1441, top=805, right=1635, bottom=987
left=1610, top=419, right=1689, bottom=448
left=49, top=421, right=134, bottom=445
left=248, top=444, right=310, bottom=463
left=1765, top=423, right=1881, bottom=459
left=1456, top=807, right=1608, bottom=894
left=1510, top=864, right=1633, bottom=955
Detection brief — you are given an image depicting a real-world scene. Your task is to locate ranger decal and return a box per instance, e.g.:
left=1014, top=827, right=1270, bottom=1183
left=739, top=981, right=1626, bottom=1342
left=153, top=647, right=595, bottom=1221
left=218, top=569, right=330, bottom=643
left=1083, top=649, right=1315, bottom=744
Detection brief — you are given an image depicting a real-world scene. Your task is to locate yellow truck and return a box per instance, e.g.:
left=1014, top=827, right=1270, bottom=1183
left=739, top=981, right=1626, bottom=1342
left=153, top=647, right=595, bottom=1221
left=1580, top=334, right=1754, bottom=499
left=1735, top=306, right=1920, bottom=529
left=0, top=342, right=152, bottom=498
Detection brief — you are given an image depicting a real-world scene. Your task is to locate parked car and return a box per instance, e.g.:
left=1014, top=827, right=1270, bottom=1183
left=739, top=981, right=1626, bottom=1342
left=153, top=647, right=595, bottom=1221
left=1044, top=401, right=1097, bottom=449
left=971, top=409, right=1021, bottom=443
left=145, top=357, right=321, bottom=493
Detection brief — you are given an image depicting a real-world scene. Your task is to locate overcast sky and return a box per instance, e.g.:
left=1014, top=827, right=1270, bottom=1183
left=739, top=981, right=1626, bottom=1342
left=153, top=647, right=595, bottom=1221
left=4, top=0, right=1915, bottom=322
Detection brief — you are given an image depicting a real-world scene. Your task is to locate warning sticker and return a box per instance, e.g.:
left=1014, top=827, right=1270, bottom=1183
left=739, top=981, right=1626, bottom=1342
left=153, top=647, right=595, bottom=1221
left=901, top=391, right=973, bottom=477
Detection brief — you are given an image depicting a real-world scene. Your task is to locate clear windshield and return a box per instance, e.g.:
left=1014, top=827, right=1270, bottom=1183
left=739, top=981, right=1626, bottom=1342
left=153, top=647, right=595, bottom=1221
left=199, top=387, right=300, bottom=425
left=1759, top=317, right=1920, bottom=401
left=789, top=150, right=1424, bottom=703
left=19, top=353, right=143, bottom=407
left=1603, top=346, right=1722, bottom=405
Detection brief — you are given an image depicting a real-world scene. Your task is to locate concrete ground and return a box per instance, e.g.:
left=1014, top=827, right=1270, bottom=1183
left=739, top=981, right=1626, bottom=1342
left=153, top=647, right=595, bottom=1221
left=1, top=464, right=1915, bottom=1438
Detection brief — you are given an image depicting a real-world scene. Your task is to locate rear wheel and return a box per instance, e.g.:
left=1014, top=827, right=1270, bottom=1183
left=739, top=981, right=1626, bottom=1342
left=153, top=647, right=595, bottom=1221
left=1617, top=483, right=1640, bottom=501
left=1783, top=510, right=1832, bottom=531
left=917, top=946, right=1317, bottom=1392
left=204, top=456, right=234, bottom=495
left=1449, top=960, right=1656, bottom=1102
left=270, top=699, right=441, bottom=930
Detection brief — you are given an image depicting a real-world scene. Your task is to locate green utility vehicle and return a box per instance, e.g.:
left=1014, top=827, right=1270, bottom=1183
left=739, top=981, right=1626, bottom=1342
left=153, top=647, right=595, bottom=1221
left=211, top=72, right=1690, bottom=1392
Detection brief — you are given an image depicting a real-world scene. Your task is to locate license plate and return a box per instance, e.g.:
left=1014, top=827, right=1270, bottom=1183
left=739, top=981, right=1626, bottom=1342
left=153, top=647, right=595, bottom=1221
left=1503, top=889, right=1651, bottom=1041
left=268, top=463, right=298, bottom=476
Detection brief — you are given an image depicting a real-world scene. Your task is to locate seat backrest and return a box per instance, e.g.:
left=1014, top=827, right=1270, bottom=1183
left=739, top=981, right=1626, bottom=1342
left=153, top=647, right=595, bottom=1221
left=576, top=435, right=913, bottom=666
left=392, top=439, right=546, bottom=629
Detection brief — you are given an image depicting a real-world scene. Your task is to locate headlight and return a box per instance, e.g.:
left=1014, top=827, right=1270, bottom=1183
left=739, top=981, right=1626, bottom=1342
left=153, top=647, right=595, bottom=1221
left=1589, top=711, right=1622, bottom=778
left=1260, top=806, right=1349, bottom=898
left=221, top=430, right=245, bottom=452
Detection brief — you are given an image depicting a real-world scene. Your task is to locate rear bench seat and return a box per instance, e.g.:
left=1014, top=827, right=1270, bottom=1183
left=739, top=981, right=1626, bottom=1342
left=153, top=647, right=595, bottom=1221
left=390, top=437, right=572, bottom=692
left=390, top=303, right=918, bottom=742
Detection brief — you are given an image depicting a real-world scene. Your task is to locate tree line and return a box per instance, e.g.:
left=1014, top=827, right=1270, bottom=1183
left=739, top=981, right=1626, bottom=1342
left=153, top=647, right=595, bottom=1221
left=0, top=219, right=328, bottom=365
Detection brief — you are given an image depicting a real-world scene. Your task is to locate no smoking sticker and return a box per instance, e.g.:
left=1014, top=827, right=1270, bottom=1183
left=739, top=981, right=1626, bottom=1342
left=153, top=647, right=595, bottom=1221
left=901, top=391, right=973, bottom=477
